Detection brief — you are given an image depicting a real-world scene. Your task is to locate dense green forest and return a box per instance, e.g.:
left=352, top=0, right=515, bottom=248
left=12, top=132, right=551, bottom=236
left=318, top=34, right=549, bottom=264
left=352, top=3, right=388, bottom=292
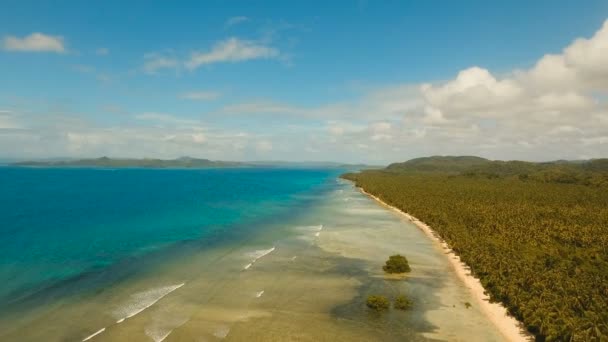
left=343, top=156, right=608, bottom=341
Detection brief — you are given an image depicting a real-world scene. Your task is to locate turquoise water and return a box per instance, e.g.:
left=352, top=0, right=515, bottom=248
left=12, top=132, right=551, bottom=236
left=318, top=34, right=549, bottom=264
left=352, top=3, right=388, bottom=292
left=0, top=167, right=507, bottom=341
left=0, top=167, right=339, bottom=310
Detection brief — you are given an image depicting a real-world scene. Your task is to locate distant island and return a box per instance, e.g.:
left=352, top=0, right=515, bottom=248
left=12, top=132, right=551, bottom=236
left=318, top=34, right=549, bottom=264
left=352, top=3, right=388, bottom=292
left=11, top=156, right=381, bottom=170
left=12, top=157, right=244, bottom=168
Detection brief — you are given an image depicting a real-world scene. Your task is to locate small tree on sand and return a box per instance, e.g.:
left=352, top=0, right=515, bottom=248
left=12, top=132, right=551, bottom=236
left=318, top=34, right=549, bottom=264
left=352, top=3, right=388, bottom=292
left=366, top=295, right=390, bottom=311
left=394, top=294, right=412, bottom=310
left=383, top=254, right=411, bottom=273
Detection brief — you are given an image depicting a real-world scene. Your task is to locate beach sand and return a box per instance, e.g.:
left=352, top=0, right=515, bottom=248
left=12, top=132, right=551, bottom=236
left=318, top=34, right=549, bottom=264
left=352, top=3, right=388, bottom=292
left=356, top=186, right=532, bottom=342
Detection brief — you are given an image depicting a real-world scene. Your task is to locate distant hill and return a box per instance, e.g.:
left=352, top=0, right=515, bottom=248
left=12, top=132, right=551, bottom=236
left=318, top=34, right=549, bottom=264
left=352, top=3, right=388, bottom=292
left=13, top=157, right=244, bottom=168
left=11, top=157, right=382, bottom=170
left=386, top=156, right=490, bottom=173
left=382, top=156, right=608, bottom=187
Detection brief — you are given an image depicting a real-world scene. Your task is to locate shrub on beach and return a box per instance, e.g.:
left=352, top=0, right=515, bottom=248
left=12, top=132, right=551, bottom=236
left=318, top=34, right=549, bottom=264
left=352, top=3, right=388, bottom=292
left=366, top=295, right=390, bottom=311
left=383, top=254, right=411, bottom=273
left=394, top=294, right=412, bottom=310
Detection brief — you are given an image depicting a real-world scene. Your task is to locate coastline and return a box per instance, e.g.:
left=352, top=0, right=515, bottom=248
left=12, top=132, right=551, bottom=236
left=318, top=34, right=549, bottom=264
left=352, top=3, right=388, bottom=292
left=355, top=186, right=532, bottom=342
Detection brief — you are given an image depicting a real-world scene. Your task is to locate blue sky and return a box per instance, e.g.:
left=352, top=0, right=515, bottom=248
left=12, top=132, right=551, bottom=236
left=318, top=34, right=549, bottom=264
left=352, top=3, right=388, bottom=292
left=1, top=1, right=608, bottom=163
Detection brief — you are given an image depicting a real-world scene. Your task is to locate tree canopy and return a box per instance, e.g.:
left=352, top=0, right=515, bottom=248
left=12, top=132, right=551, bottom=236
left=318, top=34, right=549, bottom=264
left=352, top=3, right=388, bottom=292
left=383, top=254, right=411, bottom=273
left=343, top=165, right=608, bottom=341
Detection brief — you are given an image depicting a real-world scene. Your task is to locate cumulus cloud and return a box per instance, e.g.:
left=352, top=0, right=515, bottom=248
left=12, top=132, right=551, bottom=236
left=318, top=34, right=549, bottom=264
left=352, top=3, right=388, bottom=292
left=179, top=91, right=221, bottom=101
left=4, top=20, right=608, bottom=163
left=186, top=38, right=280, bottom=70
left=142, top=53, right=179, bottom=74
left=2, top=33, right=66, bottom=53
left=524, top=19, right=608, bottom=91
left=210, top=19, right=608, bottom=162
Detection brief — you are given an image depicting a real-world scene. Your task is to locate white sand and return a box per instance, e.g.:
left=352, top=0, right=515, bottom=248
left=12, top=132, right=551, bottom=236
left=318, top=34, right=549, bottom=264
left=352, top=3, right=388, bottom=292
left=358, top=187, right=532, bottom=342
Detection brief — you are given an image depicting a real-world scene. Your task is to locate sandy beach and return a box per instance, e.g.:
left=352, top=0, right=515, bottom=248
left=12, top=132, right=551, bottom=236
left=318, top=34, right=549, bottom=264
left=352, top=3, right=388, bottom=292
left=356, top=186, right=532, bottom=342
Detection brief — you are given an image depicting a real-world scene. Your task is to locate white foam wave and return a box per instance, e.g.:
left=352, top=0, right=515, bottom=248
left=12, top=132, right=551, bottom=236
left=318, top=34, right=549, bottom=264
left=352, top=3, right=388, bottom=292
left=145, top=329, right=172, bottom=342
left=113, top=283, right=184, bottom=324
left=243, top=247, right=275, bottom=270
left=315, top=232, right=320, bottom=237
left=213, top=325, right=230, bottom=339
left=82, top=327, right=105, bottom=341
left=145, top=313, right=189, bottom=342
left=255, top=290, right=265, bottom=298
left=291, top=256, right=297, bottom=261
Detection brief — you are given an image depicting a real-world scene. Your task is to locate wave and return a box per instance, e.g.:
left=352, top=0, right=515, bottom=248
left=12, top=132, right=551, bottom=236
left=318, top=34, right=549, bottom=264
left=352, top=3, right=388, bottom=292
left=145, top=328, right=172, bottom=342
left=243, top=247, right=275, bottom=270
left=113, top=283, right=184, bottom=323
left=144, top=312, right=189, bottom=342
left=315, top=224, right=323, bottom=237
left=82, top=327, right=106, bottom=341
left=255, top=290, right=265, bottom=298
left=213, top=325, right=230, bottom=339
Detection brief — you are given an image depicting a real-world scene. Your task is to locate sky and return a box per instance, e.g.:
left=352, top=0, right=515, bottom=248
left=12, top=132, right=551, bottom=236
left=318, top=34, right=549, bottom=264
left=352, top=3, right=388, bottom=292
left=1, top=1, right=608, bottom=163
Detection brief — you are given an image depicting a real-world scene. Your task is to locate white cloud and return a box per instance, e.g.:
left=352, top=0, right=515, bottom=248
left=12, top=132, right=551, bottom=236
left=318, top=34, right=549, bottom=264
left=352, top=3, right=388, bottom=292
left=135, top=112, right=203, bottom=128
left=4, top=20, right=608, bottom=163
left=225, top=16, right=249, bottom=27
left=524, top=19, right=608, bottom=91
left=207, top=20, right=608, bottom=162
left=0, top=110, right=261, bottom=160
left=0, top=110, right=22, bottom=129
left=421, top=106, right=449, bottom=125
left=255, top=140, right=273, bottom=152
left=2, top=33, right=66, bottom=53
left=142, top=53, right=179, bottom=74
left=179, top=91, right=221, bottom=101
left=186, top=38, right=280, bottom=70
left=191, top=133, right=207, bottom=143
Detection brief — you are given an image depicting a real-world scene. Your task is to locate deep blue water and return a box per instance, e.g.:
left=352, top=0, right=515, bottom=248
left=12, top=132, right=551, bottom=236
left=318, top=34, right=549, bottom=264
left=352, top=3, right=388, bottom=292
left=0, top=167, right=340, bottom=308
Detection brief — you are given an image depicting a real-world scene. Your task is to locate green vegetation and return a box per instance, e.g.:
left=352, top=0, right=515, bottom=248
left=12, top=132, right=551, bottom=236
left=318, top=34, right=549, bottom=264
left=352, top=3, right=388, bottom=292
left=366, top=295, right=390, bottom=311
left=387, top=155, right=489, bottom=173
left=383, top=254, right=411, bottom=273
left=383, top=155, right=608, bottom=187
left=343, top=156, right=608, bottom=341
left=394, top=295, right=412, bottom=310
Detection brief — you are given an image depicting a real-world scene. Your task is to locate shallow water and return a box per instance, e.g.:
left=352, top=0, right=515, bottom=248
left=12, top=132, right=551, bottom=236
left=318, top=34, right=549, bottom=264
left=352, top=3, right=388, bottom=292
left=0, top=169, right=505, bottom=341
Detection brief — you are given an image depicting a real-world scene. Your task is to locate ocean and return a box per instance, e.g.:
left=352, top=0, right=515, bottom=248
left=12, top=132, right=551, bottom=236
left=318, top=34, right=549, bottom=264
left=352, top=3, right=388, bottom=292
left=0, top=167, right=505, bottom=341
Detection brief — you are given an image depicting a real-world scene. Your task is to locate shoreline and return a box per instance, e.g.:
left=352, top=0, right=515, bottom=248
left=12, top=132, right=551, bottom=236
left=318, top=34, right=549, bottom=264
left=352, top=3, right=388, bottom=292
left=356, top=186, right=532, bottom=342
